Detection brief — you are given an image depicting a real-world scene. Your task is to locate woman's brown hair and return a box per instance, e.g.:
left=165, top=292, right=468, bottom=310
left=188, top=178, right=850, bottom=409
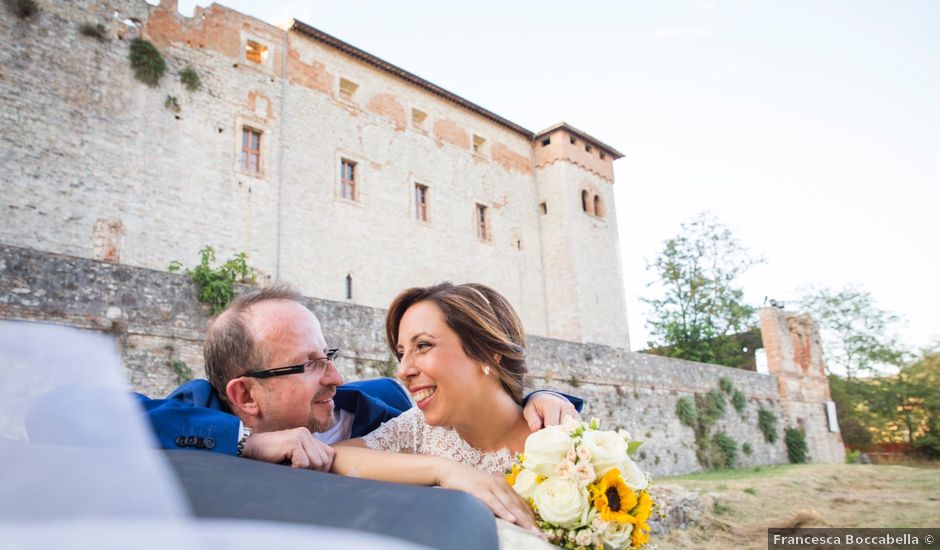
left=386, top=282, right=527, bottom=403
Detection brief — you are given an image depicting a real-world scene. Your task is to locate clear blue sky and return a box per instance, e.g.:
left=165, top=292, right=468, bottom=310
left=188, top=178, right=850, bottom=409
left=175, top=0, right=939, bottom=352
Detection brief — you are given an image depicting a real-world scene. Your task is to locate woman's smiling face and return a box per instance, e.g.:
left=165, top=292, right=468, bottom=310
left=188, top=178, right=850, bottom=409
left=395, top=300, right=485, bottom=427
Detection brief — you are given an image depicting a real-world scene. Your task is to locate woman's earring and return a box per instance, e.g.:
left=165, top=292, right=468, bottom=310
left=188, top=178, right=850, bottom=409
left=483, top=365, right=491, bottom=376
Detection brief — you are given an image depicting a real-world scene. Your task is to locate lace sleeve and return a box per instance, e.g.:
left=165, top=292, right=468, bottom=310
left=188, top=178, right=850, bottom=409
left=360, top=407, right=422, bottom=454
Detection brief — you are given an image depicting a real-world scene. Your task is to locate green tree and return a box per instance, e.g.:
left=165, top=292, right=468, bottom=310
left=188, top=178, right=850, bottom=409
left=642, top=212, right=762, bottom=366
left=898, top=347, right=940, bottom=456
left=796, top=285, right=906, bottom=378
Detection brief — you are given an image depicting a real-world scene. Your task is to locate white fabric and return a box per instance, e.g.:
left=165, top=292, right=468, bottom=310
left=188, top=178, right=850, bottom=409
left=361, top=408, right=515, bottom=474
left=314, top=408, right=355, bottom=445
left=240, top=409, right=353, bottom=445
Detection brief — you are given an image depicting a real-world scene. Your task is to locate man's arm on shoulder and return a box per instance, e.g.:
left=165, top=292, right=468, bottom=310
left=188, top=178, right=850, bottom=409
left=520, top=390, right=585, bottom=431
left=135, top=379, right=240, bottom=455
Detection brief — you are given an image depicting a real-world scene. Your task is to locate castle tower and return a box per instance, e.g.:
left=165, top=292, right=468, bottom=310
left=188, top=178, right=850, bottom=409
left=533, top=123, right=630, bottom=349
left=758, top=307, right=846, bottom=463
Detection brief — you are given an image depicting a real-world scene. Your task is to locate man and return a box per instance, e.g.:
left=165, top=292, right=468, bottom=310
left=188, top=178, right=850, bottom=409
left=138, top=286, right=581, bottom=471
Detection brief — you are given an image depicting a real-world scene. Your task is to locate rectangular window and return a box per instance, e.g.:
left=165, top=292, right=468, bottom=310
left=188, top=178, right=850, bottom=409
left=476, top=203, right=490, bottom=241
left=473, top=134, right=486, bottom=154
left=340, top=159, right=357, bottom=200
left=241, top=127, right=261, bottom=174
left=415, top=183, right=429, bottom=222
left=541, top=137, right=551, bottom=146
left=245, top=40, right=268, bottom=64
left=339, top=78, right=359, bottom=100
left=412, top=108, right=427, bottom=130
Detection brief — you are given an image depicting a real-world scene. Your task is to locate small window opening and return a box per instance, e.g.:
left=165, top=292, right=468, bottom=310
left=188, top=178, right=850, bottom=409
left=345, top=274, right=353, bottom=300
left=570, top=136, right=576, bottom=145
left=541, top=137, right=551, bottom=146
left=245, top=40, right=268, bottom=64
left=415, top=183, right=429, bottom=222
left=473, top=134, right=486, bottom=154
left=593, top=194, right=604, bottom=218
left=340, top=159, right=357, bottom=200
left=412, top=108, right=427, bottom=130
left=581, top=190, right=589, bottom=213
left=539, top=202, right=547, bottom=215
left=240, top=127, right=261, bottom=174
left=476, top=204, right=490, bottom=241
left=339, top=78, right=359, bottom=100
left=600, top=151, right=607, bottom=160
left=585, top=144, right=593, bottom=153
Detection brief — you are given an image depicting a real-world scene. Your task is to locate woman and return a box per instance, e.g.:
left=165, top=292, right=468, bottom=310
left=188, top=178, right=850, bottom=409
left=331, top=282, right=566, bottom=531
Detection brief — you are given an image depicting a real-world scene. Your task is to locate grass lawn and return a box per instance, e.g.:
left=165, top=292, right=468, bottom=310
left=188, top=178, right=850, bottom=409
left=656, top=463, right=940, bottom=549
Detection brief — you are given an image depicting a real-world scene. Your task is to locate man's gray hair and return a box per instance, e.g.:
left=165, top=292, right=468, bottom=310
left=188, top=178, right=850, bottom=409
left=203, top=285, right=303, bottom=398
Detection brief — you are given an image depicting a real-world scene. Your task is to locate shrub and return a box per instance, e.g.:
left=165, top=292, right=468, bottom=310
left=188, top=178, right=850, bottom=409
left=10, top=0, right=38, bottom=18
left=845, top=449, right=861, bottom=464
left=713, top=432, right=738, bottom=468
left=79, top=22, right=108, bottom=40
left=785, top=427, right=809, bottom=464
left=719, top=377, right=734, bottom=394
left=170, top=359, right=193, bottom=384
left=164, top=95, right=180, bottom=113
left=757, top=408, right=778, bottom=443
left=180, top=65, right=201, bottom=91
left=676, top=396, right=698, bottom=427
left=703, top=389, right=727, bottom=421
left=742, top=442, right=753, bottom=456
left=168, top=246, right=255, bottom=314
left=129, top=38, right=166, bottom=87
left=732, top=389, right=747, bottom=413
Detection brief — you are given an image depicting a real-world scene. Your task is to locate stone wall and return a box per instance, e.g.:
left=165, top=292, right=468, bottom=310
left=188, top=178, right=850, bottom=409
left=1, top=244, right=845, bottom=476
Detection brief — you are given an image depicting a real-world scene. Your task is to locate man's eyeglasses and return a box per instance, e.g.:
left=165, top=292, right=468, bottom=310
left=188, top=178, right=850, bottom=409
left=243, top=348, right=340, bottom=379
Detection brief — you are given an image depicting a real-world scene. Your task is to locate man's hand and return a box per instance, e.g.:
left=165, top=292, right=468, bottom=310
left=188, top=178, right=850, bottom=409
left=523, top=392, right=580, bottom=432
left=241, top=427, right=334, bottom=471
left=434, top=460, right=538, bottom=532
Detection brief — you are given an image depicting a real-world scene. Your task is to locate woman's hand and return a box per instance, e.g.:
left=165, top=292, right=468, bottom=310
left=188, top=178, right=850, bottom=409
left=434, top=460, right=538, bottom=531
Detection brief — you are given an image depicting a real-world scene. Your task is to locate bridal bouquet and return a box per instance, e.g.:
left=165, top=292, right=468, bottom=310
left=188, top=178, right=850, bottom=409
left=505, top=417, right=653, bottom=549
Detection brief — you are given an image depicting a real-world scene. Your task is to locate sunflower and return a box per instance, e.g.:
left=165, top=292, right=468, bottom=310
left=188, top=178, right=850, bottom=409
left=590, top=469, right=638, bottom=524
left=505, top=464, right=521, bottom=486
left=630, top=490, right=653, bottom=547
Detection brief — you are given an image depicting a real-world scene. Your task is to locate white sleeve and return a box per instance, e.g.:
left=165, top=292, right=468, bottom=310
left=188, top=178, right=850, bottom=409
left=360, top=407, right=422, bottom=454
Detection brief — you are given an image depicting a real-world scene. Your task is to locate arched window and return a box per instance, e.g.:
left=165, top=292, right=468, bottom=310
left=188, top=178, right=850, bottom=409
left=581, top=190, right=589, bottom=213
left=345, top=274, right=353, bottom=300
left=593, top=194, right=605, bottom=218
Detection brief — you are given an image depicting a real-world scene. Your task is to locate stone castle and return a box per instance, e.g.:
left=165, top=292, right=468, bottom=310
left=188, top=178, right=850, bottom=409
left=0, top=0, right=844, bottom=473
left=1, top=0, right=630, bottom=349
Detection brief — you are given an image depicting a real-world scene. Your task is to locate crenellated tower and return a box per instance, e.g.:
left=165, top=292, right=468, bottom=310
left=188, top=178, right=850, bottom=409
left=533, top=123, right=630, bottom=349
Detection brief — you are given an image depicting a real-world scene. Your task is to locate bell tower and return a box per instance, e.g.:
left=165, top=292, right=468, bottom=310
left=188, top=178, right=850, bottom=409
left=533, top=123, right=630, bottom=349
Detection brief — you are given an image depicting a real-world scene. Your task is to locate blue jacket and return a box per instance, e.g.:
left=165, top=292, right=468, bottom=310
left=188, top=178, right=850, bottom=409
left=135, top=378, right=412, bottom=455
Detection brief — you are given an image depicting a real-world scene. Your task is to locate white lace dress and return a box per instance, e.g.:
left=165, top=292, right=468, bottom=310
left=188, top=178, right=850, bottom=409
left=360, top=408, right=516, bottom=474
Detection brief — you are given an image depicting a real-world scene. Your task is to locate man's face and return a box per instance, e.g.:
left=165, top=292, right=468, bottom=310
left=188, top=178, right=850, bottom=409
left=245, top=300, right=345, bottom=433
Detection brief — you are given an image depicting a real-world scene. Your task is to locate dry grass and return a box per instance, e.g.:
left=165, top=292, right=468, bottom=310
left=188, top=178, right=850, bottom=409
left=656, top=463, right=940, bottom=550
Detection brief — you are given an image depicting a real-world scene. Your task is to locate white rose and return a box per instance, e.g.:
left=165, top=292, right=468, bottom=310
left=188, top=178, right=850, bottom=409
left=618, top=456, right=648, bottom=490
left=524, top=426, right=571, bottom=476
left=600, top=520, right=634, bottom=549
left=581, top=430, right=629, bottom=475
left=555, top=459, right=577, bottom=480
left=512, top=468, right=540, bottom=499
left=532, top=477, right=590, bottom=528
left=575, top=529, right=595, bottom=547
left=574, top=461, right=596, bottom=486
left=562, top=414, right=582, bottom=434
